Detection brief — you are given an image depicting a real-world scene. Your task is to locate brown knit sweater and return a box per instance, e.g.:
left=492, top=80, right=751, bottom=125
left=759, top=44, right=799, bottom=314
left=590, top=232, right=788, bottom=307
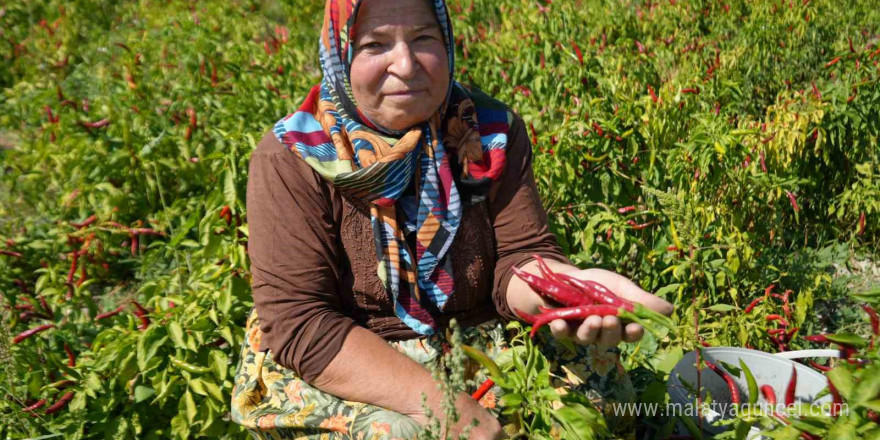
left=246, top=111, right=569, bottom=382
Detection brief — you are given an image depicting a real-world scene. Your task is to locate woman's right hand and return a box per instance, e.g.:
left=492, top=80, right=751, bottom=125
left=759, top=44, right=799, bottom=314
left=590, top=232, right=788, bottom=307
left=414, top=392, right=506, bottom=439
left=453, top=394, right=506, bottom=439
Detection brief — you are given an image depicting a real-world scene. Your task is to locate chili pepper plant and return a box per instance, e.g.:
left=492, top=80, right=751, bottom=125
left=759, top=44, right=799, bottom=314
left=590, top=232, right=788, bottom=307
left=1, top=0, right=878, bottom=438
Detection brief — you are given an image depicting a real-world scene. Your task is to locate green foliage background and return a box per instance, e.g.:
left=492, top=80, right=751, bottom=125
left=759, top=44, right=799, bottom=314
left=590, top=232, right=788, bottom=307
left=0, top=0, right=877, bottom=438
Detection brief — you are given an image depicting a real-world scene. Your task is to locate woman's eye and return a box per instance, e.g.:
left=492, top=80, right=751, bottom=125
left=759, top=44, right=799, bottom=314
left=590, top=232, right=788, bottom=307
left=359, top=42, right=382, bottom=50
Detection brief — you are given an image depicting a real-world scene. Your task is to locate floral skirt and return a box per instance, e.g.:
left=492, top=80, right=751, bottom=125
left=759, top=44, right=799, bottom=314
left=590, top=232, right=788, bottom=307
left=231, top=307, right=636, bottom=439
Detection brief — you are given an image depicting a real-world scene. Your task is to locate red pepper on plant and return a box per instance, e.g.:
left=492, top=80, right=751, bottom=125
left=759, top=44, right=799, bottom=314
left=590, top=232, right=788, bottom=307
left=12, top=324, right=55, bottom=344
left=705, top=360, right=741, bottom=405
left=44, top=392, right=74, bottom=415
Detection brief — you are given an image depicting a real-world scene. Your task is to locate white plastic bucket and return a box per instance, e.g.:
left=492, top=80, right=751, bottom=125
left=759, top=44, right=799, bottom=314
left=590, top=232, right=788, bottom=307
left=666, top=347, right=837, bottom=437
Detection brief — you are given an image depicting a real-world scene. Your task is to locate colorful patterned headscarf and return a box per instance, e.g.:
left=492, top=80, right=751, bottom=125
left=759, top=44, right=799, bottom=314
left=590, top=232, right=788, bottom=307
left=272, top=0, right=512, bottom=335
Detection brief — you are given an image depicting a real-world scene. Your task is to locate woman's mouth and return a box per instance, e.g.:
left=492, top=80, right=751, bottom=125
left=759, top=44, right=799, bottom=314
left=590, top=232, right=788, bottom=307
left=385, top=90, right=425, bottom=97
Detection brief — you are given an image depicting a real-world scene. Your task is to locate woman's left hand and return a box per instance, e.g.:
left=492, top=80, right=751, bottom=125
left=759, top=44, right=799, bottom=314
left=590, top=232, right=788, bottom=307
left=544, top=268, right=674, bottom=348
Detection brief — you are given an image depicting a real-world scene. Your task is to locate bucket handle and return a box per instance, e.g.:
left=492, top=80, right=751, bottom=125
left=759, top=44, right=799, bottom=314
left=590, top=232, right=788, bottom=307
left=772, top=349, right=840, bottom=360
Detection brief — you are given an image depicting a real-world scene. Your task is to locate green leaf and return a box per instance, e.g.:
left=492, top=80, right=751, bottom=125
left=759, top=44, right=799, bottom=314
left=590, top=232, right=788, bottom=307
left=184, top=390, right=197, bottom=424
left=655, top=346, right=684, bottom=374
left=500, top=393, right=523, bottom=407
left=222, top=168, right=236, bottom=207
left=201, top=380, right=224, bottom=403
left=134, top=385, right=156, bottom=403
left=824, top=333, right=867, bottom=348
left=137, top=326, right=168, bottom=371
left=218, top=283, right=232, bottom=315
left=189, top=378, right=209, bottom=396
left=168, top=321, right=186, bottom=350
left=209, top=349, right=229, bottom=382
left=827, top=367, right=854, bottom=400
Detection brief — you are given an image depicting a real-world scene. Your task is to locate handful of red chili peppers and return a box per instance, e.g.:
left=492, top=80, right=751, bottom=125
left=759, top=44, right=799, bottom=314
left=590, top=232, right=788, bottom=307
left=512, top=255, right=675, bottom=338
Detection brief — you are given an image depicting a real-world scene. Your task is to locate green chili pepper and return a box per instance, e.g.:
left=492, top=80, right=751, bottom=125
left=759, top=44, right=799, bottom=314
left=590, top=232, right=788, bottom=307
left=170, top=357, right=211, bottom=374
left=461, top=344, right=504, bottom=386
left=739, top=359, right=759, bottom=406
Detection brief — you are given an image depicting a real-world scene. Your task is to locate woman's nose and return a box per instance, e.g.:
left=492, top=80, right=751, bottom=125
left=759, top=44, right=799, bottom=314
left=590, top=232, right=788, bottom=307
left=386, top=41, right=419, bottom=80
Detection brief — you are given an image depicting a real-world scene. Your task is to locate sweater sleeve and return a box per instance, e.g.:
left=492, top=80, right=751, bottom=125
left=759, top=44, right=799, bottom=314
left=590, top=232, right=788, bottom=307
left=246, top=130, right=358, bottom=383
left=489, top=113, right=572, bottom=321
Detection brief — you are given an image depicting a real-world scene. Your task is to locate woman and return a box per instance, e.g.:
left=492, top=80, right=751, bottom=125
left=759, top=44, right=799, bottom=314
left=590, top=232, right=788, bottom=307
left=231, top=0, right=674, bottom=439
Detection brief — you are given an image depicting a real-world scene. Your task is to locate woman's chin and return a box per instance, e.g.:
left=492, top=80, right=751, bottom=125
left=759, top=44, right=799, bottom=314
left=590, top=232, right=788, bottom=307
left=372, top=111, right=431, bottom=131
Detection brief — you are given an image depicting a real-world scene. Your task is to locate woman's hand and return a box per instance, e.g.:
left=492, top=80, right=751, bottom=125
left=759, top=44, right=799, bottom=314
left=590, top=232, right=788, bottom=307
left=448, top=393, right=507, bottom=440
left=545, top=268, right=673, bottom=347
left=505, top=259, right=674, bottom=348
left=413, top=392, right=506, bottom=440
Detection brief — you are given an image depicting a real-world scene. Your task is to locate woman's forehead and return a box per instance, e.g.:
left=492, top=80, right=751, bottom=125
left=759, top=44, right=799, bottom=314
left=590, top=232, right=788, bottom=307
left=354, top=0, right=440, bottom=35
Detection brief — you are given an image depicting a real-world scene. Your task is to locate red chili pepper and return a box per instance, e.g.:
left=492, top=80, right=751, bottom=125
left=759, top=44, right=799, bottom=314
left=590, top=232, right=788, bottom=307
left=856, top=211, right=866, bottom=235
left=131, top=301, right=151, bottom=330
left=591, top=122, right=604, bottom=137
left=785, top=191, right=799, bottom=212
left=744, top=297, right=764, bottom=313
left=635, top=40, right=646, bottom=54
left=571, top=40, right=583, bottom=65
left=768, top=328, right=787, bottom=335
left=64, top=343, right=75, bottom=367
left=666, top=245, right=679, bottom=252
left=516, top=305, right=622, bottom=337
left=824, top=57, right=841, bottom=68
left=766, top=314, right=789, bottom=327
left=12, top=324, right=55, bottom=344
left=760, top=151, right=767, bottom=172
left=219, top=206, right=232, bottom=225
left=79, top=118, right=110, bottom=129
left=631, top=221, right=655, bottom=230
left=705, top=361, right=741, bottom=405
left=471, top=379, right=495, bottom=401
left=533, top=255, right=561, bottom=283
left=785, top=365, right=797, bottom=406
left=811, top=81, right=821, bottom=100
left=761, top=384, right=777, bottom=407
left=648, top=85, right=659, bottom=103
left=95, top=305, right=125, bottom=321
left=130, top=234, right=139, bottom=255
left=0, top=250, right=23, bottom=258
left=617, top=206, right=636, bottom=214
left=828, top=378, right=842, bottom=417
left=555, top=274, right=635, bottom=311
left=512, top=267, right=586, bottom=307
left=44, top=392, right=73, bottom=415
left=39, top=295, right=53, bottom=319
left=23, top=399, right=47, bottom=415
left=807, top=360, right=830, bottom=372
left=681, top=87, right=700, bottom=94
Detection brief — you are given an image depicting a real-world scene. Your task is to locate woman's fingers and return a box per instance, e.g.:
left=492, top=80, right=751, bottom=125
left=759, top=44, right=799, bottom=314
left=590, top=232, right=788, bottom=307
left=549, top=319, right=572, bottom=340
left=578, top=268, right=674, bottom=316
left=574, top=315, right=603, bottom=344
left=550, top=316, right=643, bottom=346
left=596, top=315, right=623, bottom=348
left=623, top=322, right=644, bottom=343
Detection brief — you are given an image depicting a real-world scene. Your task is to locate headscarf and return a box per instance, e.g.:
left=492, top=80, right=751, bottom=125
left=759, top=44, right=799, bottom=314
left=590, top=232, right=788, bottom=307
left=272, top=0, right=511, bottom=335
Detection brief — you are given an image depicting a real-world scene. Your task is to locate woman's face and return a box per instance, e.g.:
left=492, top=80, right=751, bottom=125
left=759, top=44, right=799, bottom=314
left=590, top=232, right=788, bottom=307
left=349, top=0, right=450, bottom=132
